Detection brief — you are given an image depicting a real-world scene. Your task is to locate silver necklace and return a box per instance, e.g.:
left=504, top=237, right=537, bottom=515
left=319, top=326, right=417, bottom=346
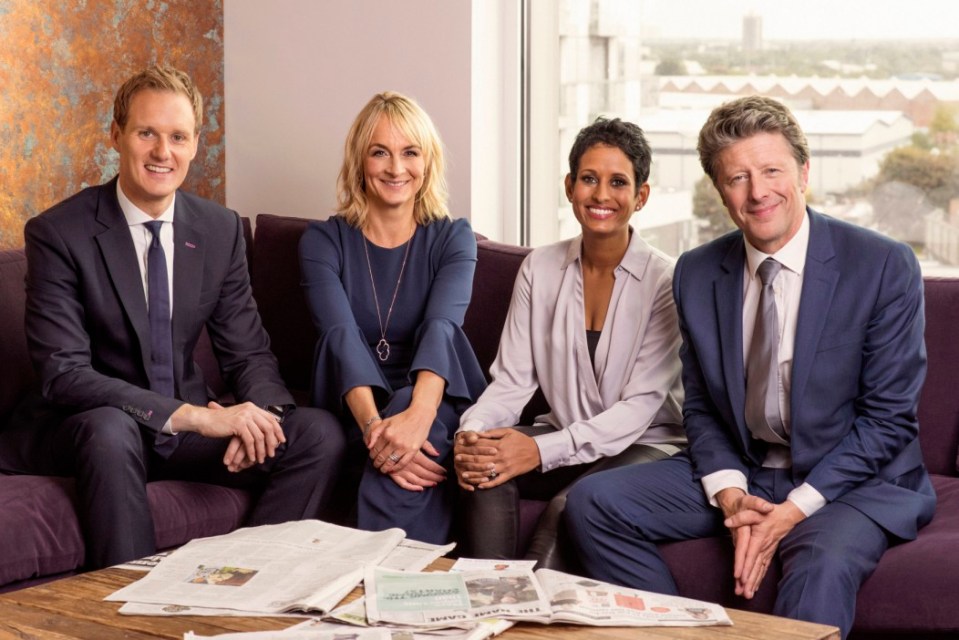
left=363, top=222, right=415, bottom=362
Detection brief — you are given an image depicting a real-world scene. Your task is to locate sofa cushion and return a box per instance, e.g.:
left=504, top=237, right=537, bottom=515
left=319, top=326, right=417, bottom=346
left=0, top=475, right=84, bottom=588
left=0, top=474, right=251, bottom=589
left=251, top=214, right=316, bottom=395
left=854, top=474, right=959, bottom=633
left=918, top=279, right=959, bottom=475
left=0, top=250, right=34, bottom=424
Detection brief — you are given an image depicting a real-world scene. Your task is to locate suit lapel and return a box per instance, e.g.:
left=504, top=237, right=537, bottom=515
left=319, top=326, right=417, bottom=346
left=94, top=181, right=151, bottom=367
left=791, top=210, right=838, bottom=416
left=715, top=239, right=751, bottom=441
left=171, top=196, right=205, bottom=347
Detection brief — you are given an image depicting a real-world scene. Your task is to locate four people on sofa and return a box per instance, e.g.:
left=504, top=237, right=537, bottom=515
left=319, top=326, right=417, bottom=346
left=1, top=65, right=933, bottom=639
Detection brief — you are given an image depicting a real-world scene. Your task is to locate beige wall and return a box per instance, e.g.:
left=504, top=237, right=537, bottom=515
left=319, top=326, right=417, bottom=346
left=224, top=0, right=473, bottom=222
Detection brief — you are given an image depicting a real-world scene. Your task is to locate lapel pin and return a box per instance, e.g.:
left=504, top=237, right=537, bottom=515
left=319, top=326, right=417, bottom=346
left=185, top=242, right=197, bottom=249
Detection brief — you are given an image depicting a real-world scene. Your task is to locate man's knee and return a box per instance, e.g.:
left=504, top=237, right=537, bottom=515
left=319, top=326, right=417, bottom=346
left=281, top=407, right=346, bottom=461
left=65, top=407, right=145, bottom=464
left=565, top=473, right=606, bottom=529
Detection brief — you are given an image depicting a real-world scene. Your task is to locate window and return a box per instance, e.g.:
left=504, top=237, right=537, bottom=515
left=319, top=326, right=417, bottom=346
left=522, top=0, right=959, bottom=276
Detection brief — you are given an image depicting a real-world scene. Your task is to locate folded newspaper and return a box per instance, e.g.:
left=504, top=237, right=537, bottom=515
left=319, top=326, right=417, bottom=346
left=364, top=565, right=731, bottom=628
left=107, top=520, right=408, bottom=615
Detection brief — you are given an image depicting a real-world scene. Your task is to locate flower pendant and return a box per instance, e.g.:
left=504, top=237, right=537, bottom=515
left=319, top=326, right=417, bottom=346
left=376, top=338, right=390, bottom=362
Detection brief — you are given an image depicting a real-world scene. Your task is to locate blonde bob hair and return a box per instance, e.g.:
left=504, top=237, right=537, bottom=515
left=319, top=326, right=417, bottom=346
left=336, top=91, right=449, bottom=227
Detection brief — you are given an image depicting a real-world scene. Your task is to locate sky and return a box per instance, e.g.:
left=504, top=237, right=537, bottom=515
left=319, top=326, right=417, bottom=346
left=639, top=0, right=959, bottom=41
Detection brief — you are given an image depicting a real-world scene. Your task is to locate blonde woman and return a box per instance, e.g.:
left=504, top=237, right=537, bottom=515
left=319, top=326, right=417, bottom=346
left=299, top=92, right=485, bottom=542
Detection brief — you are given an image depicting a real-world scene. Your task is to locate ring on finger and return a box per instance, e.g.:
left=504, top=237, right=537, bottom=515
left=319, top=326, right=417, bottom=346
left=388, top=453, right=400, bottom=463
left=487, top=469, right=498, bottom=480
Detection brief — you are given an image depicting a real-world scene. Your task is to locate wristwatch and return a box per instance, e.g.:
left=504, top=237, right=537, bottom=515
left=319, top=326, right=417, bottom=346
left=266, top=404, right=294, bottom=423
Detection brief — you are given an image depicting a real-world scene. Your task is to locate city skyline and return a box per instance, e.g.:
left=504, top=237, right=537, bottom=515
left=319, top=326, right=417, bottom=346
left=639, top=0, right=959, bottom=42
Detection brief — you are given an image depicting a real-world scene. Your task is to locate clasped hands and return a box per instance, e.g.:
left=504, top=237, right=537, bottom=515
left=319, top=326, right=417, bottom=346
left=453, top=428, right=541, bottom=491
left=365, top=406, right=446, bottom=492
left=716, top=488, right=806, bottom=599
left=170, top=401, right=285, bottom=473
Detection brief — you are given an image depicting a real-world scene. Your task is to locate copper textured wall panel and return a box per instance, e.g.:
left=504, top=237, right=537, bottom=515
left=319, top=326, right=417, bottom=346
left=0, top=0, right=224, bottom=249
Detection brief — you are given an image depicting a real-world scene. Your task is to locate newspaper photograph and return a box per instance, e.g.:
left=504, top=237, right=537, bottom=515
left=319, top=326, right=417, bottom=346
left=107, top=521, right=406, bottom=614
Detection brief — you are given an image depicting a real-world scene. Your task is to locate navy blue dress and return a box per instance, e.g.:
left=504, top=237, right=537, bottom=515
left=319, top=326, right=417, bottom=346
left=299, top=215, right=486, bottom=542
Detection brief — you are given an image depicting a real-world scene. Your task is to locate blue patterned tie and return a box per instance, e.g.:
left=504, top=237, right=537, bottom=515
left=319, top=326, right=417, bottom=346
left=145, top=221, right=175, bottom=397
left=145, top=221, right=178, bottom=456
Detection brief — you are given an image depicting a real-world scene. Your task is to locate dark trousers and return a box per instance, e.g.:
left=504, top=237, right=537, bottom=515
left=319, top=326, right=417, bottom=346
left=564, top=452, right=890, bottom=640
left=346, top=386, right=466, bottom=544
left=460, top=424, right=673, bottom=569
left=3, top=404, right=345, bottom=570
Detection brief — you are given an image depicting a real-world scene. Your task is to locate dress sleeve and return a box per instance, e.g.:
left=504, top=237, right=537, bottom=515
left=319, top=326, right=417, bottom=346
left=409, top=218, right=487, bottom=402
left=459, top=251, right=539, bottom=431
left=299, top=221, right=391, bottom=409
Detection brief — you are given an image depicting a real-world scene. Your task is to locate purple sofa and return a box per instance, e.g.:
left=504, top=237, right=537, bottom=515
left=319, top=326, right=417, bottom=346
left=2, top=214, right=957, bottom=638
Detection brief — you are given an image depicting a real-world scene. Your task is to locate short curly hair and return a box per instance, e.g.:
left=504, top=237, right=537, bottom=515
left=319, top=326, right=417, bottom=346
left=568, top=117, right=652, bottom=190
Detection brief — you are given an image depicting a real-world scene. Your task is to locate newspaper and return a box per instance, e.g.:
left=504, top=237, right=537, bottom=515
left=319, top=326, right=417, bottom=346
left=183, top=618, right=510, bottom=639
left=107, top=520, right=405, bottom=615
left=365, top=566, right=732, bottom=628
left=118, top=538, right=455, bottom=617
left=287, top=618, right=513, bottom=640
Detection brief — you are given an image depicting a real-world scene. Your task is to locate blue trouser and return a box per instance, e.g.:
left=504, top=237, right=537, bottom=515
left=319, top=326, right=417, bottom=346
left=355, top=386, right=462, bottom=544
left=565, top=452, right=889, bottom=639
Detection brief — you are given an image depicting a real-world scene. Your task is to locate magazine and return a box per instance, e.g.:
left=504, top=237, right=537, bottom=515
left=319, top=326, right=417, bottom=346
left=364, top=566, right=731, bottom=628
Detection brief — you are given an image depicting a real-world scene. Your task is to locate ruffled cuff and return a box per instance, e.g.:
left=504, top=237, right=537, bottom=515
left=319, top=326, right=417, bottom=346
left=310, top=323, right=391, bottom=410
left=410, top=318, right=487, bottom=403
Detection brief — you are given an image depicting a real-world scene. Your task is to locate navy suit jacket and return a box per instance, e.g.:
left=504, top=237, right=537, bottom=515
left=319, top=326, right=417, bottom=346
left=10, top=178, right=291, bottom=446
left=672, top=208, right=935, bottom=540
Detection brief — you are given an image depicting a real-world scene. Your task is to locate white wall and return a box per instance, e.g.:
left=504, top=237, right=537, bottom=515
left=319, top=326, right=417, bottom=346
left=224, top=0, right=473, bottom=222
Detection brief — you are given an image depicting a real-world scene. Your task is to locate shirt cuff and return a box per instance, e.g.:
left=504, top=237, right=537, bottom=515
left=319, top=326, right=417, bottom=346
left=532, top=429, right=572, bottom=472
left=786, top=482, right=827, bottom=517
left=162, top=418, right=174, bottom=435
left=457, top=418, right=486, bottom=433
left=701, top=469, right=749, bottom=508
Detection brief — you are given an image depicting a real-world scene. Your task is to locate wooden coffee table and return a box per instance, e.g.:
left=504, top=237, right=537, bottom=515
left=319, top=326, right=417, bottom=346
left=0, top=562, right=839, bottom=639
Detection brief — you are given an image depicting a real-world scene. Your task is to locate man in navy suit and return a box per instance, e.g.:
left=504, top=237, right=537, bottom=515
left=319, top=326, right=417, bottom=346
left=0, top=66, right=345, bottom=569
left=565, top=96, right=935, bottom=638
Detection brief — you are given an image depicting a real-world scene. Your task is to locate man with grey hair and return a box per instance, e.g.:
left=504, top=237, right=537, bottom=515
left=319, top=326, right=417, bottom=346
left=565, top=95, right=935, bottom=638
left=0, top=66, right=345, bottom=569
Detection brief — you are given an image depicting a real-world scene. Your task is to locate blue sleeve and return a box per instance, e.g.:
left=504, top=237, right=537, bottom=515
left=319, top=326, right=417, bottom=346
left=409, top=218, right=486, bottom=402
left=299, top=220, right=390, bottom=409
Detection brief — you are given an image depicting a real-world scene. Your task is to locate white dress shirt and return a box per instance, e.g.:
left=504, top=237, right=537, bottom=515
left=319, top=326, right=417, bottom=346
left=116, top=183, right=176, bottom=315
left=459, top=231, right=685, bottom=471
left=701, top=214, right=827, bottom=516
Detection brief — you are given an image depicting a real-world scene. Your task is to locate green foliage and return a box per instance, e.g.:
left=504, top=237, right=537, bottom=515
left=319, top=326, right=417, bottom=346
left=875, top=147, right=959, bottom=210
left=692, top=175, right=736, bottom=240
left=655, top=57, right=686, bottom=76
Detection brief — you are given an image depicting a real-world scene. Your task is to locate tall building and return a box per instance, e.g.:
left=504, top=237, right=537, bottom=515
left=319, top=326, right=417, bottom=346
left=743, top=13, right=763, bottom=52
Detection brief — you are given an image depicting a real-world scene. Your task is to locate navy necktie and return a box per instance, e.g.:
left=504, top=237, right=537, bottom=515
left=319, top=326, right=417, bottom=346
left=145, top=221, right=175, bottom=397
